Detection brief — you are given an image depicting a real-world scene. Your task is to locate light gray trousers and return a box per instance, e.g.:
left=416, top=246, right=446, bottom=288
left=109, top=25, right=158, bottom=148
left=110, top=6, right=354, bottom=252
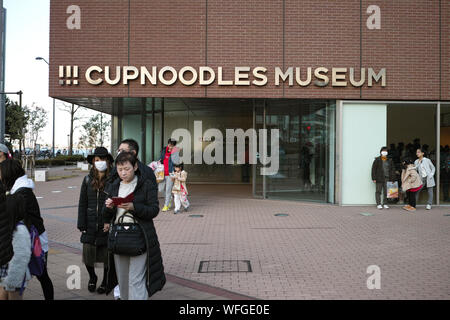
left=163, top=176, right=174, bottom=207
left=415, top=180, right=434, bottom=205
left=114, top=253, right=148, bottom=300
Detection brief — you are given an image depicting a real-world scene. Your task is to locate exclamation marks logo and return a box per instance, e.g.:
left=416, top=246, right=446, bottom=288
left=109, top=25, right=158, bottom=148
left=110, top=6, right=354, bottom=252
left=59, top=66, right=79, bottom=86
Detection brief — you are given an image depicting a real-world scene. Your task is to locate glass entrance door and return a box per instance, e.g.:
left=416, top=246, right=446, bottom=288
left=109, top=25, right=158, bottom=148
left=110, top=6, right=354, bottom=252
left=253, top=99, right=335, bottom=203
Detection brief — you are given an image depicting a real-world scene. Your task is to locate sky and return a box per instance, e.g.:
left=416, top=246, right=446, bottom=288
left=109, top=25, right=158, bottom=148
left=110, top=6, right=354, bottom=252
left=3, top=0, right=106, bottom=150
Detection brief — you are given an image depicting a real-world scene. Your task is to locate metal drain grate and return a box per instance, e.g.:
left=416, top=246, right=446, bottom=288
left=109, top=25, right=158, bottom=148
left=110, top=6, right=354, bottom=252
left=198, top=260, right=252, bottom=273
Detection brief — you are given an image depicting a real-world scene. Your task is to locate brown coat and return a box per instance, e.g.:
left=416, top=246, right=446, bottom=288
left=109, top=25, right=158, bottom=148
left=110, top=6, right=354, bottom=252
left=401, top=165, right=422, bottom=191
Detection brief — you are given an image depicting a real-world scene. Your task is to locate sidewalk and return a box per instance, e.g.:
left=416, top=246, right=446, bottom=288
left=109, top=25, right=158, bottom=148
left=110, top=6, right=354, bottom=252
left=26, top=167, right=450, bottom=300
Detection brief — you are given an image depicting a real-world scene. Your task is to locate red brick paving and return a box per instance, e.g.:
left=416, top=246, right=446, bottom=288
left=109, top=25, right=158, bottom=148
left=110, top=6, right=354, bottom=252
left=29, top=172, right=450, bottom=300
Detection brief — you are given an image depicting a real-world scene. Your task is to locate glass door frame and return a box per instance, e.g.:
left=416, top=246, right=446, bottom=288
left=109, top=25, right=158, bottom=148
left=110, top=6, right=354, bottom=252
left=337, top=100, right=446, bottom=206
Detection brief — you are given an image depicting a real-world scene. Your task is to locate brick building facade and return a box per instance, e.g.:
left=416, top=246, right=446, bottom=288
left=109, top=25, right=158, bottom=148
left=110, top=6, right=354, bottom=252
left=49, top=0, right=450, bottom=206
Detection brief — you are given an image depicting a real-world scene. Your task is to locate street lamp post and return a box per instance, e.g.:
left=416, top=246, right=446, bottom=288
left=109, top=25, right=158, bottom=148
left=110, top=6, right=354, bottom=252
left=35, top=57, right=55, bottom=157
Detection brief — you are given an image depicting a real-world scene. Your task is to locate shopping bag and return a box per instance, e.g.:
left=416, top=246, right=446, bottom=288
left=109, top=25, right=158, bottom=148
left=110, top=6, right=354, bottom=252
left=387, top=181, right=399, bottom=199
left=154, top=162, right=165, bottom=183
left=148, top=161, right=159, bottom=171
left=180, top=185, right=190, bottom=207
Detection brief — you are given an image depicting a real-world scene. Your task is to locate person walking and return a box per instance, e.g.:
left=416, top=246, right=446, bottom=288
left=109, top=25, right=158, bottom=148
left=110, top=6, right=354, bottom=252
left=77, top=147, right=114, bottom=294
left=401, top=158, right=423, bottom=212
left=0, top=159, right=54, bottom=300
left=414, top=148, right=436, bottom=210
left=371, top=146, right=396, bottom=209
left=159, top=139, right=180, bottom=212
left=171, top=163, right=190, bottom=214
left=0, top=184, right=31, bottom=300
left=103, top=152, right=165, bottom=300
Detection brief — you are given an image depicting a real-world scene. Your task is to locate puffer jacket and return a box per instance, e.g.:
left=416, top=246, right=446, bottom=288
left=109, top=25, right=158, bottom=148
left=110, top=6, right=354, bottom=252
left=401, top=165, right=423, bottom=191
left=77, top=174, right=109, bottom=246
left=0, top=223, right=32, bottom=291
left=103, top=172, right=166, bottom=298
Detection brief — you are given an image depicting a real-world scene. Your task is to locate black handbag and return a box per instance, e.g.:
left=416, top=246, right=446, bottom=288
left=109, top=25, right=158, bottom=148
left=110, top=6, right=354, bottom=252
left=108, top=213, right=146, bottom=256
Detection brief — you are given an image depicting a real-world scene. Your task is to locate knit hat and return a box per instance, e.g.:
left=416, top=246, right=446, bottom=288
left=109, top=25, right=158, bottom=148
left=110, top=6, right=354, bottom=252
left=0, top=144, right=11, bottom=159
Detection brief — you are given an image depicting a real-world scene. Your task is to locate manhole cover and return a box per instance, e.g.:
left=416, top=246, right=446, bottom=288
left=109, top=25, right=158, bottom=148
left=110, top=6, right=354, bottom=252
left=198, top=260, right=252, bottom=273
left=274, top=213, right=289, bottom=217
left=189, top=214, right=203, bottom=218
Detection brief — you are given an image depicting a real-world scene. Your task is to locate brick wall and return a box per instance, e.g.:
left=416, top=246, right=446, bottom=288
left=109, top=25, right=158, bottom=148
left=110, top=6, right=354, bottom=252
left=49, top=0, right=449, bottom=101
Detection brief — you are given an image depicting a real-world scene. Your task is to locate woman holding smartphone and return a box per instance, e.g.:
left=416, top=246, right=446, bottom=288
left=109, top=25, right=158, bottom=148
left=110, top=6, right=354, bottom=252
left=102, top=152, right=165, bottom=300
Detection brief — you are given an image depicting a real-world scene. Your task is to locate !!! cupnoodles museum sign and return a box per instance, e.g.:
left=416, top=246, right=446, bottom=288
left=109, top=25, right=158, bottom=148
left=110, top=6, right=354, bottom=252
left=58, top=65, right=386, bottom=88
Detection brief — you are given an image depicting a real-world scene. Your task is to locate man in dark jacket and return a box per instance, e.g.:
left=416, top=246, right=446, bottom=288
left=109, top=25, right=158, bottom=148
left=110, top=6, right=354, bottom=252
left=109, top=139, right=156, bottom=184
left=371, top=146, right=396, bottom=209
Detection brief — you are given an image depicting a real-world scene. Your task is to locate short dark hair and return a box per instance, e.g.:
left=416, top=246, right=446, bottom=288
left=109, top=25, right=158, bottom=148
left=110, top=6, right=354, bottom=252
left=0, top=159, right=26, bottom=191
left=174, top=162, right=184, bottom=170
left=380, top=146, right=388, bottom=153
left=168, top=138, right=177, bottom=146
left=115, top=151, right=137, bottom=167
left=120, top=139, right=139, bottom=156
left=416, top=148, right=427, bottom=157
left=402, top=157, right=414, bottom=167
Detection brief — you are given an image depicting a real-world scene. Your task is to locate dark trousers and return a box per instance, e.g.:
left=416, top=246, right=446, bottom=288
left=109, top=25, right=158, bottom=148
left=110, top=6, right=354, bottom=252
left=407, top=190, right=417, bottom=208
left=375, top=181, right=387, bottom=205
left=36, top=252, right=54, bottom=300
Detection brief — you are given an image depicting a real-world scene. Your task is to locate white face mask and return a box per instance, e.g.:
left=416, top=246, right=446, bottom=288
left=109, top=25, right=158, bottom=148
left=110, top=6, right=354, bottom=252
left=381, top=151, right=388, bottom=156
left=94, top=161, right=107, bottom=172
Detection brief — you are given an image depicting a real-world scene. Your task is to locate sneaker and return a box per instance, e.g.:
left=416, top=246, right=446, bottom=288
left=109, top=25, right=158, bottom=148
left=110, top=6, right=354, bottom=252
left=426, top=204, right=431, bottom=210
left=167, top=200, right=172, bottom=209
left=174, top=209, right=180, bottom=214
left=406, top=206, right=416, bottom=212
left=162, top=205, right=169, bottom=212
left=184, top=206, right=189, bottom=212
left=377, top=205, right=383, bottom=210
left=383, top=205, right=389, bottom=209
left=402, top=205, right=411, bottom=210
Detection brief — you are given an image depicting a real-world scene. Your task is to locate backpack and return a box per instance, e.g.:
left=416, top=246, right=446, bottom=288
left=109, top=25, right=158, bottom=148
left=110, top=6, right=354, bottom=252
left=18, top=222, right=45, bottom=295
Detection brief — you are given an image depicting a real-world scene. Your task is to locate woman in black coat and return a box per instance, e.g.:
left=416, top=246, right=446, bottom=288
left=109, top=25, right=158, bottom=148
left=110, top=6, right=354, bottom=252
left=102, top=151, right=165, bottom=300
left=77, top=147, right=114, bottom=294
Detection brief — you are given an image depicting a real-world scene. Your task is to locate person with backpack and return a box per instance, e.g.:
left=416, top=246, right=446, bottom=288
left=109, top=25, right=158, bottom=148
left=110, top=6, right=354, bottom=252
left=0, top=184, right=31, bottom=300
left=0, top=159, right=54, bottom=300
left=78, top=147, right=113, bottom=294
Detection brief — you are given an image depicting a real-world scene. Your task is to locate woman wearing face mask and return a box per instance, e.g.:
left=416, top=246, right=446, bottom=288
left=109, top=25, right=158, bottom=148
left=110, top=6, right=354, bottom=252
left=371, top=146, right=396, bottom=209
left=77, top=147, right=113, bottom=294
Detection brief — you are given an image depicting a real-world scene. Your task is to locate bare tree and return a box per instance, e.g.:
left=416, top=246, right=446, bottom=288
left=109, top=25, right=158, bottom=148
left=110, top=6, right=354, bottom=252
left=78, top=113, right=111, bottom=150
left=26, top=104, right=48, bottom=151
left=59, top=103, right=83, bottom=155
